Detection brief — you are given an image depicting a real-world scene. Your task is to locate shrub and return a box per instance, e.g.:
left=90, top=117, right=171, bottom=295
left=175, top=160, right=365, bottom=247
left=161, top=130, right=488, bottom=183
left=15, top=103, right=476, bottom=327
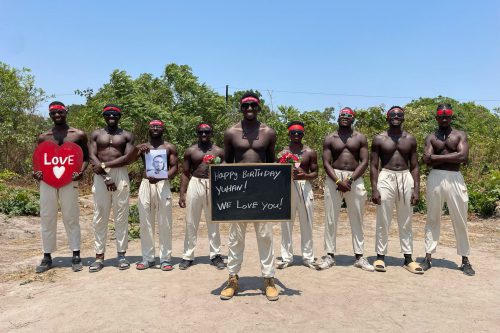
left=0, top=184, right=40, bottom=217
left=128, top=204, right=140, bottom=239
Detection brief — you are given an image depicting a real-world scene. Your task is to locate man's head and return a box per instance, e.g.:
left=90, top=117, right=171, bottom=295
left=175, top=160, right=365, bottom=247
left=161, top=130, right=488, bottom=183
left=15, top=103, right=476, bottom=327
left=287, top=121, right=305, bottom=143
left=196, top=122, right=213, bottom=143
left=48, top=101, right=68, bottom=125
left=338, top=107, right=356, bottom=128
left=102, top=104, right=122, bottom=127
left=153, top=155, right=165, bottom=172
left=149, top=119, right=165, bottom=138
left=435, top=103, right=453, bottom=128
left=240, top=92, right=261, bottom=120
left=386, top=106, right=405, bottom=127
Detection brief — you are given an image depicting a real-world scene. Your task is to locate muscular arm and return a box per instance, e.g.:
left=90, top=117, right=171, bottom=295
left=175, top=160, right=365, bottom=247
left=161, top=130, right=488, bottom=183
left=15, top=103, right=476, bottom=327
left=305, top=150, right=318, bottom=180
left=431, top=132, right=469, bottom=165
left=409, top=136, right=420, bottom=205
left=179, top=149, right=192, bottom=208
left=88, top=130, right=102, bottom=168
left=266, top=129, right=277, bottom=163
left=351, top=134, right=368, bottom=181
left=322, top=136, right=338, bottom=182
left=167, top=144, right=179, bottom=179
left=423, top=134, right=435, bottom=166
left=370, top=136, right=382, bottom=204
left=224, top=130, right=235, bottom=164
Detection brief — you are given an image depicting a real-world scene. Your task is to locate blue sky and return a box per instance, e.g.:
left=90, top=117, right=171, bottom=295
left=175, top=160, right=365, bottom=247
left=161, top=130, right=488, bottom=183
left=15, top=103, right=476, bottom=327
left=1, top=0, right=499, bottom=116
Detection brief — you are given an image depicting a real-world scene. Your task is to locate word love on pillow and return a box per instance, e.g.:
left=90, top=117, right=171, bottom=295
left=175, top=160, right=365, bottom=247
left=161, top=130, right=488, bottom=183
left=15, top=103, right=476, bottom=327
left=33, top=141, right=83, bottom=188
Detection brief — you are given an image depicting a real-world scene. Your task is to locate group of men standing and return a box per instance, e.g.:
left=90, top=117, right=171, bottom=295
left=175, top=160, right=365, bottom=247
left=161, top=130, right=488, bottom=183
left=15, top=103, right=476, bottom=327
left=33, top=93, right=475, bottom=303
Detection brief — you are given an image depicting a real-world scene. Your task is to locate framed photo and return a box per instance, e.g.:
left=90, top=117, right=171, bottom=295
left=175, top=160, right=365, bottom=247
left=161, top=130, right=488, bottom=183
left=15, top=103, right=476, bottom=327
left=145, top=149, right=168, bottom=179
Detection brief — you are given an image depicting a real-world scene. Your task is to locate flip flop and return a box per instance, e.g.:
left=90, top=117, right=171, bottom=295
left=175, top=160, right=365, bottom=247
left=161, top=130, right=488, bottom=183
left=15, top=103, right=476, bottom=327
left=136, top=260, right=155, bottom=270
left=404, top=261, right=424, bottom=274
left=374, top=259, right=386, bottom=272
left=89, top=259, right=104, bottom=273
left=118, top=257, right=130, bottom=270
left=160, top=262, right=174, bottom=271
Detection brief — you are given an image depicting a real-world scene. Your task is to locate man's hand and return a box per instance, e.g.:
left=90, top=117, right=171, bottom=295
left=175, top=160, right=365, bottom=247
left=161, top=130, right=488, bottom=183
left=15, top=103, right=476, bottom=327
left=336, top=180, right=351, bottom=193
left=371, top=189, right=381, bottom=205
left=423, top=153, right=432, bottom=164
left=179, top=195, right=186, bottom=208
left=136, top=143, right=150, bottom=154
left=411, top=189, right=419, bottom=206
left=293, top=167, right=306, bottom=180
left=72, top=171, right=83, bottom=181
left=104, top=178, right=117, bottom=192
left=147, top=177, right=160, bottom=184
left=33, top=171, right=43, bottom=181
left=93, top=164, right=106, bottom=175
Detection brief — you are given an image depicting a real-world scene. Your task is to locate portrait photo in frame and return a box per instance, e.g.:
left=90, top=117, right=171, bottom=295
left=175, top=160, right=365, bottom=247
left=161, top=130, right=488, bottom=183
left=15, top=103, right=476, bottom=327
left=145, top=149, right=168, bottom=179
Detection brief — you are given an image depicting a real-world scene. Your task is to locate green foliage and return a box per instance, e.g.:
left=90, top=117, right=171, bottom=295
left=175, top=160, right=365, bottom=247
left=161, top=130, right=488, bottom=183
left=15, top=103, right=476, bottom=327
left=128, top=204, right=140, bottom=239
left=0, top=170, right=19, bottom=182
left=468, top=170, right=500, bottom=217
left=0, top=183, right=40, bottom=217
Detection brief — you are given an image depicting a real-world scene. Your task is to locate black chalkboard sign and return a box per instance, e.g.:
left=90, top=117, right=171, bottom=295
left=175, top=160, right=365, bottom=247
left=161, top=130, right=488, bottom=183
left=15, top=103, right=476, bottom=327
left=209, top=163, right=292, bottom=222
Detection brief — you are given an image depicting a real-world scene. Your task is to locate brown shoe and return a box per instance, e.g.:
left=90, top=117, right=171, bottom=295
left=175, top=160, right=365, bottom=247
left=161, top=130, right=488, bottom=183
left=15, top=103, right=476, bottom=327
left=264, top=277, right=279, bottom=301
left=220, top=275, right=239, bottom=300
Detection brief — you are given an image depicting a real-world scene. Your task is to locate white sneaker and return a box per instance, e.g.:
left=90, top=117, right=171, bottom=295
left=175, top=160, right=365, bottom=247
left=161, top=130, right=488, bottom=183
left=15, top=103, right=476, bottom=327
left=353, top=257, right=375, bottom=272
left=277, top=260, right=292, bottom=269
left=303, top=259, right=318, bottom=270
left=316, top=254, right=335, bottom=270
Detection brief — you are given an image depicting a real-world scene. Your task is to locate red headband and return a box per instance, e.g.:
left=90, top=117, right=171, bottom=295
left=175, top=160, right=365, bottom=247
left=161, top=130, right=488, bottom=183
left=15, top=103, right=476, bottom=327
left=49, top=105, right=66, bottom=111
left=288, top=124, right=305, bottom=132
left=241, top=97, right=260, bottom=104
left=436, top=109, right=453, bottom=116
left=386, top=107, right=404, bottom=117
left=149, top=120, right=164, bottom=127
left=198, top=123, right=212, bottom=130
left=103, top=106, right=122, bottom=113
left=340, top=108, right=356, bottom=117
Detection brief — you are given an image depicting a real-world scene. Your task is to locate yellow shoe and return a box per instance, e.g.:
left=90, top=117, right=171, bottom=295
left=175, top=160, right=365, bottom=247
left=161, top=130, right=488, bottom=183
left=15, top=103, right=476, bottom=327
left=220, top=275, right=239, bottom=300
left=264, top=277, right=279, bottom=301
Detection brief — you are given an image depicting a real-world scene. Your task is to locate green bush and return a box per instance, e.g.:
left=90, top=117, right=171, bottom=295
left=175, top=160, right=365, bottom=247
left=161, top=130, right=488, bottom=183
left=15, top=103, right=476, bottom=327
left=128, top=204, right=140, bottom=239
left=0, top=184, right=40, bottom=217
left=468, top=170, right=500, bottom=217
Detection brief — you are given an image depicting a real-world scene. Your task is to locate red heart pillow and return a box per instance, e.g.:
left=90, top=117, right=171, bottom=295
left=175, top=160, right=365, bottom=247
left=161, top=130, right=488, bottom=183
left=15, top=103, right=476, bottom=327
left=33, top=141, right=84, bottom=188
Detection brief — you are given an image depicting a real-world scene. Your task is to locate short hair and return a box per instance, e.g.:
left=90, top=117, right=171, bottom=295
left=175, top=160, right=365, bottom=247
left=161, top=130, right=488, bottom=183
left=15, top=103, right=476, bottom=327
left=437, top=103, right=453, bottom=111
left=287, top=121, right=305, bottom=129
left=240, top=91, right=260, bottom=103
left=49, top=101, right=65, bottom=108
left=387, top=105, right=404, bottom=112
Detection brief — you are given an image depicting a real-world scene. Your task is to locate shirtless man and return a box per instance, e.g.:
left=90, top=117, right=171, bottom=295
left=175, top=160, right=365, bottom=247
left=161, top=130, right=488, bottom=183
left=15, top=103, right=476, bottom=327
left=276, top=121, right=318, bottom=270
left=178, top=123, right=225, bottom=270
left=34, top=101, right=88, bottom=273
left=317, top=107, right=374, bottom=272
left=219, top=92, right=279, bottom=301
left=88, top=104, right=135, bottom=272
left=134, top=120, right=178, bottom=271
left=371, top=106, right=423, bottom=274
left=421, top=104, right=475, bottom=276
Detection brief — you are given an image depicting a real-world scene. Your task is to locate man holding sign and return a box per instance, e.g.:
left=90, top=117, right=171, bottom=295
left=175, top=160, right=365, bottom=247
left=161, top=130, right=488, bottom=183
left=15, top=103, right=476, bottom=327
left=33, top=101, right=89, bottom=273
left=134, top=120, right=178, bottom=271
left=88, top=104, right=136, bottom=272
left=220, top=92, right=279, bottom=301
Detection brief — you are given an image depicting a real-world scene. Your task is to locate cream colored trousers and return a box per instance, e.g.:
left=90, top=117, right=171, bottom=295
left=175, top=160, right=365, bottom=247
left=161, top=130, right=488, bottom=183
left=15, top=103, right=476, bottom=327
left=182, top=177, right=221, bottom=261
left=227, top=222, right=275, bottom=278
left=39, top=181, right=80, bottom=253
left=324, top=170, right=367, bottom=255
left=375, top=169, right=414, bottom=255
left=425, top=169, right=471, bottom=256
left=280, top=180, right=314, bottom=262
left=138, top=178, right=173, bottom=263
left=92, top=167, right=130, bottom=254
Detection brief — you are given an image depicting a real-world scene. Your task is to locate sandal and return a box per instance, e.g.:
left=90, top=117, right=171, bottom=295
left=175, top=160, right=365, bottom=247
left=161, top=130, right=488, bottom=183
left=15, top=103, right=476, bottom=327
left=160, top=261, right=174, bottom=271
left=404, top=261, right=424, bottom=274
left=136, top=260, right=155, bottom=270
left=89, top=259, right=104, bottom=273
left=374, top=259, right=386, bottom=272
left=118, top=257, right=130, bottom=270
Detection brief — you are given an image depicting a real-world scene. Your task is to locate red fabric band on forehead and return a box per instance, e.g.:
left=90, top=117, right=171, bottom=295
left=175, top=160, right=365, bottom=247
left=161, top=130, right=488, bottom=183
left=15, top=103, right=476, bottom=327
left=436, top=109, right=453, bottom=116
left=103, top=106, right=121, bottom=113
left=241, top=97, right=260, bottom=104
left=340, top=108, right=356, bottom=116
left=288, top=124, right=305, bottom=132
left=198, top=123, right=212, bottom=130
left=49, top=105, right=66, bottom=111
left=149, top=120, right=164, bottom=126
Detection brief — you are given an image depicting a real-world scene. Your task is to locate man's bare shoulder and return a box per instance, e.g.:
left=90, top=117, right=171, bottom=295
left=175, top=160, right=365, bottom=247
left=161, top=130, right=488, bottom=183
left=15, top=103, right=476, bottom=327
left=69, top=127, right=87, bottom=138
left=352, top=130, right=367, bottom=140
left=452, top=128, right=467, bottom=138
left=403, top=131, right=416, bottom=142
left=164, top=141, right=177, bottom=152
left=373, top=132, right=387, bottom=141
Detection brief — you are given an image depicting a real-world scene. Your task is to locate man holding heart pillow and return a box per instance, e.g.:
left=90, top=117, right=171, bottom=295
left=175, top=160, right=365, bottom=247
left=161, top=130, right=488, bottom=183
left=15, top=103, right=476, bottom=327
left=88, top=104, right=136, bottom=272
left=34, top=101, right=89, bottom=273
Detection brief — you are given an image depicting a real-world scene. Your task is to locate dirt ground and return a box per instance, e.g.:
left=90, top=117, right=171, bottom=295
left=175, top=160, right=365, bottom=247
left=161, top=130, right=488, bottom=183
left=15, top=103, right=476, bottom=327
left=0, top=193, right=499, bottom=332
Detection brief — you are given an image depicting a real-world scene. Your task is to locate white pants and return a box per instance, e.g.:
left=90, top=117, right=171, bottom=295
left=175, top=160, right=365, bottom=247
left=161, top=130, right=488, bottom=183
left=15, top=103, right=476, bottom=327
left=92, top=167, right=130, bottom=254
left=280, top=180, right=314, bottom=262
left=375, top=169, right=414, bottom=255
left=138, top=179, right=173, bottom=262
left=182, top=177, right=221, bottom=260
left=39, top=181, right=80, bottom=253
left=227, top=222, right=275, bottom=278
left=425, top=169, right=471, bottom=256
left=324, top=171, right=367, bottom=255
